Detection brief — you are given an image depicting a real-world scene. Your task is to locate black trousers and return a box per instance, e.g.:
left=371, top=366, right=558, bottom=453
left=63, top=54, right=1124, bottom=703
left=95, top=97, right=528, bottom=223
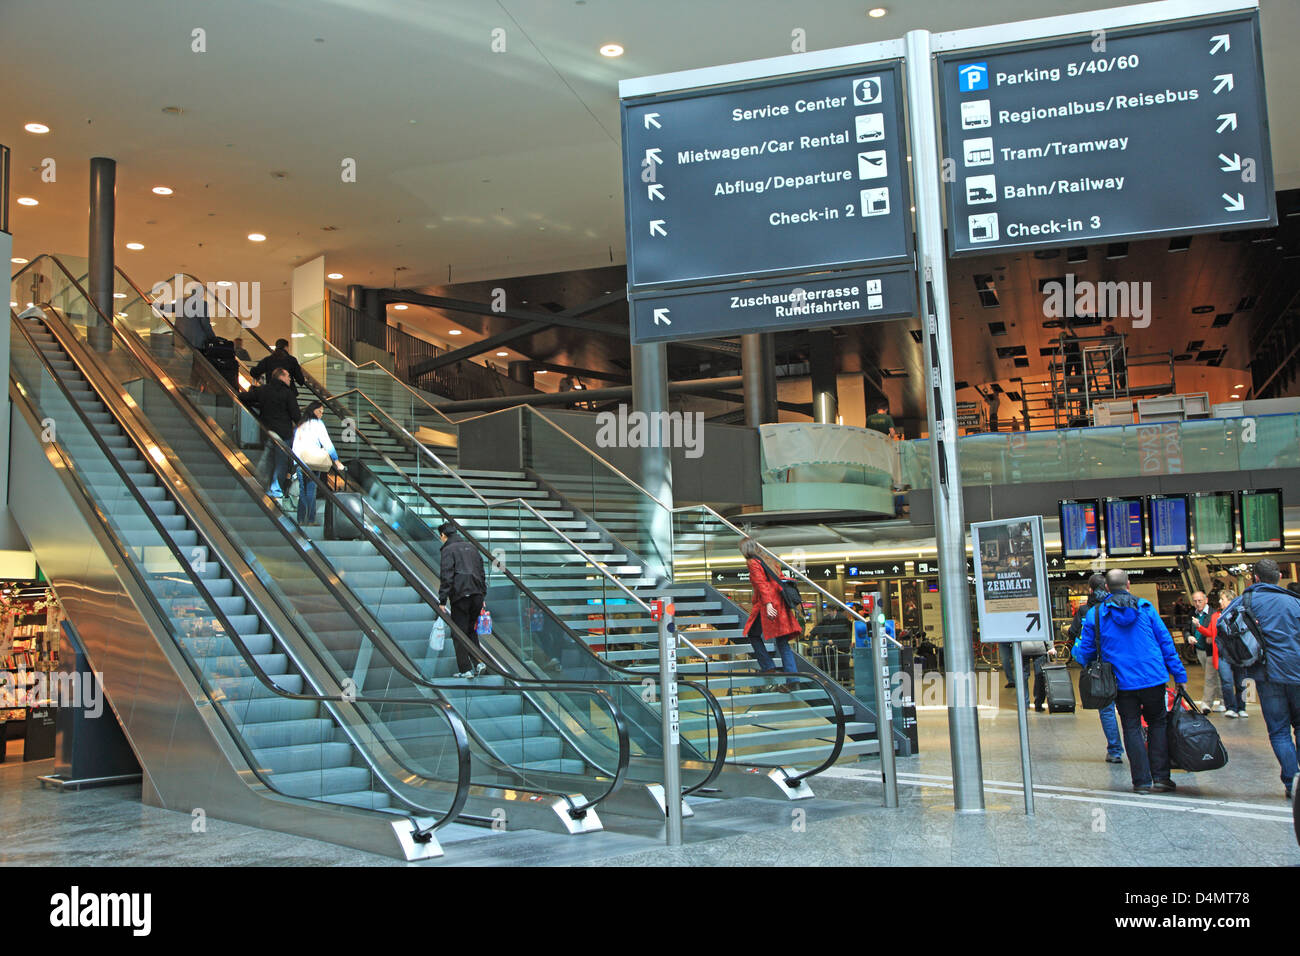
left=449, top=593, right=485, bottom=673
left=1115, top=684, right=1171, bottom=787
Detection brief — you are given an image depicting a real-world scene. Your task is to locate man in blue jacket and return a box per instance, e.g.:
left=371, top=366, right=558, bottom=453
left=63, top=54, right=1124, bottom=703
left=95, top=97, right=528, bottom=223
left=1223, top=559, right=1300, bottom=798
left=1074, top=569, right=1188, bottom=794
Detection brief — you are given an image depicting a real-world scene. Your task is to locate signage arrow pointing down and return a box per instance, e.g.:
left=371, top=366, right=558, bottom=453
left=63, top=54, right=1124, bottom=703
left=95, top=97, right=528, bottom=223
left=1219, top=152, right=1242, bottom=172
left=1025, top=612, right=1042, bottom=633
left=653, top=308, right=671, bottom=326
left=643, top=112, right=661, bottom=130
left=647, top=182, right=665, bottom=201
left=1216, top=112, right=1238, bottom=133
left=1222, top=192, right=1245, bottom=212
left=1210, top=34, right=1231, bottom=55
left=1213, top=73, right=1234, bottom=94
left=649, top=219, right=667, bottom=237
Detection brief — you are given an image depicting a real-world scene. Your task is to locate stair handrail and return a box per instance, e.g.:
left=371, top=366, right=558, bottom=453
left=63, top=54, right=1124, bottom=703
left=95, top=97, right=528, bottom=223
left=11, top=305, right=474, bottom=835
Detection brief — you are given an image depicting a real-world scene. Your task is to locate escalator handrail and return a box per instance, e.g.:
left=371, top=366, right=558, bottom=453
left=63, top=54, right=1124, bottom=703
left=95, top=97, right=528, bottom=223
left=69, top=262, right=635, bottom=812
left=10, top=307, right=474, bottom=830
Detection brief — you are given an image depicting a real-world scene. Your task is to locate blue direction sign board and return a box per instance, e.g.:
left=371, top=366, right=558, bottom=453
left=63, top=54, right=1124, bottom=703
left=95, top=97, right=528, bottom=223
left=937, top=13, right=1274, bottom=255
left=630, top=266, right=915, bottom=345
left=621, top=63, right=913, bottom=292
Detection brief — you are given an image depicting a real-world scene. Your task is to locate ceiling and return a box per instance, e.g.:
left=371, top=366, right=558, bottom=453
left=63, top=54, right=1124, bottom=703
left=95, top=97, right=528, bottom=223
left=4, top=0, right=1300, bottom=415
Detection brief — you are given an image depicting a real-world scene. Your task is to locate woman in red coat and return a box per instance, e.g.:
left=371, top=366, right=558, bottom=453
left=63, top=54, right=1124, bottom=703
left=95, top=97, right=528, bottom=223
left=740, top=537, right=801, bottom=678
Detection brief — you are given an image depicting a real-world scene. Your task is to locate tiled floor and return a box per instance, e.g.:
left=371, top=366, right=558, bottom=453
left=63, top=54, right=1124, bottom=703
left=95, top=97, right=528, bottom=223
left=0, top=667, right=1294, bottom=866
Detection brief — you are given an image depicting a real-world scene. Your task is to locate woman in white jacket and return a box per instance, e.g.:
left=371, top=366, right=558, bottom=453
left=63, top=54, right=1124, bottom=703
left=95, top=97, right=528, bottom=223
left=292, top=401, right=344, bottom=524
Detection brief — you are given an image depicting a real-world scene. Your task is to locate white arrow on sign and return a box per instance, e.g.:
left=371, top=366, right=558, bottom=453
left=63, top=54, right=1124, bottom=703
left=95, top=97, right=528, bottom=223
left=1222, top=192, right=1245, bottom=212
left=647, top=182, right=665, bottom=201
left=649, top=219, right=667, bottom=237
left=653, top=308, right=671, bottom=326
left=1216, top=112, right=1238, bottom=133
left=644, top=112, right=661, bottom=130
left=1210, top=33, right=1230, bottom=55
left=1219, top=152, right=1242, bottom=172
left=892, top=565, right=900, bottom=573
left=1213, top=73, right=1234, bottom=94
left=644, top=147, right=663, bottom=165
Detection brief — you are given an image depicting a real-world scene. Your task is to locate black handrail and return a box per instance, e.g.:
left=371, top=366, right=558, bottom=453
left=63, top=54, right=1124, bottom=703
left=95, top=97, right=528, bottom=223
left=10, top=308, right=473, bottom=835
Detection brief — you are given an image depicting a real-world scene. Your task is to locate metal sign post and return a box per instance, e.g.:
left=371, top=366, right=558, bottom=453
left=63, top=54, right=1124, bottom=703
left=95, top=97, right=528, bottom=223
left=653, top=598, right=683, bottom=846
left=864, top=595, right=900, bottom=809
left=1010, top=641, right=1035, bottom=815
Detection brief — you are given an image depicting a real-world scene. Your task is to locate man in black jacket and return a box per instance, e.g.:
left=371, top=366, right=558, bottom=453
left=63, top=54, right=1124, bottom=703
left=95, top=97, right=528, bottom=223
left=250, top=338, right=305, bottom=387
left=1068, top=572, right=1125, bottom=763
left=248, top=367, right=299, bottom=497
left=438, top=521, right=488, bottom=679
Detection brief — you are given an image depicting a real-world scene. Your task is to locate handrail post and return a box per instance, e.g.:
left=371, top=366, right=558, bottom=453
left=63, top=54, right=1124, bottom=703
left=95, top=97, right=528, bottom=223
left=655, top=598, right=683, bottom=846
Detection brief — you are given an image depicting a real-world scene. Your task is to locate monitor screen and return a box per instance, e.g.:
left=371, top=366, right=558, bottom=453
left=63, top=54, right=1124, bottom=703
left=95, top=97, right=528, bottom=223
left=1148, top=494, right=1190, bottom=555
left=1103, top=496, right=1145, bottom=557
left=1059, top=499, right=1100, bottom=559
left=1191, top=492, right=1235, bottom=553
left=1240, top=489, right=1284, bottom=552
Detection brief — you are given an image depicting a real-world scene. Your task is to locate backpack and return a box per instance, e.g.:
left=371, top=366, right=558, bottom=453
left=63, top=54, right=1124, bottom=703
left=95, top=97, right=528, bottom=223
left=759, top=561, right=805, bottom=622
left=1216, top=592, right=1268, bottom=667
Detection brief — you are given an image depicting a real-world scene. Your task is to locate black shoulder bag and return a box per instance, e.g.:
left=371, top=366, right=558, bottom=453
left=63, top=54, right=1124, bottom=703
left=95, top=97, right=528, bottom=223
left=1079, top=602, right=1118, bottom=709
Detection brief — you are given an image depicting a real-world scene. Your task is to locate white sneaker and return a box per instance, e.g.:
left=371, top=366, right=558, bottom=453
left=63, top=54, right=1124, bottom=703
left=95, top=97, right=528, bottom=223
left=1213, top=703, right=1226, bottom=713
left=1238, top=709, right=1248, bottom=718
left=454, top=669, right=475, bottom=680
left=473, top=662, right=487, bottom=676
left=1224, top=710, right=1238, bottom=718
left=1199, top=700, right=1211, bottom=712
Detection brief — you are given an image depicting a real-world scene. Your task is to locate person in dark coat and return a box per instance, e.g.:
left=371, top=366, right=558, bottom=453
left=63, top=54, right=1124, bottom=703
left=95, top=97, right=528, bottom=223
left=250, top=338, right=305, bottom=387
left=739, top=537, right=801, bottom=689
left=247, top=367, right=300, bottom=497
left=1067, top=573, right=1124, bottom=763
left=438, top=521, right=488, bottom=679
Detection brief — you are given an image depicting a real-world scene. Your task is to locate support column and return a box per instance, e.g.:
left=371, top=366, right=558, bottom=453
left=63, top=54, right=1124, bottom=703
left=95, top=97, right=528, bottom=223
left=810, top=331, right=839, bottom=424
left=508, top=361, right=534, bottom=388
left=346, top=284, right=364, bottom=312
left=631, top=341, right=673, bottom=583
left=86, top=157, right=116, bottom=351
left=905, top=28, right=984, bottom=811
left=742, top=333, right=778, bottom=426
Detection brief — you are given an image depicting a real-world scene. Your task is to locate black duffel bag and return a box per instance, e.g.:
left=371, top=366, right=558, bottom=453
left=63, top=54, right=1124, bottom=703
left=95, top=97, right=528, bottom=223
left=1167, top=686, right=1229, bottom=772
left=1079, top=604, right=1118, bottom=709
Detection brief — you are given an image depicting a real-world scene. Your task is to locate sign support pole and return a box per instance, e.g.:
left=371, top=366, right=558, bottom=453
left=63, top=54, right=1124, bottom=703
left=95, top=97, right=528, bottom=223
left=1011, top=642, right=1035, bottom=815
left=904, top=28, right=985, bottom=811
left=656, top=599, right=683, bottom=846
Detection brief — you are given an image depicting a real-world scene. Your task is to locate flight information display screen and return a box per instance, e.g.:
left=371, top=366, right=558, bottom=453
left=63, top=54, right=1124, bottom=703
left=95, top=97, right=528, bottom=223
left=1240, top=489, right=1284, bottom=552
left=1103, top=497, right=1145, bottom=557
left=1148, top=494, right=1190, bottom=555
left=1192, top=492, right=1235, bottom=554
left=1059, top=499, right=1100, bottom=559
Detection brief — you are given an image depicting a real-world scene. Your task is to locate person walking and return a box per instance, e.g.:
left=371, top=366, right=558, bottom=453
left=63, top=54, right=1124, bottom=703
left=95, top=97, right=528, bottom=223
left=739, top=537, right=800, bottom=690
left=1021, top=640, right=1049, bottom=712
left=1074, top=569, right=1188, bottom=794
left=291, top=401, right=344, bottom=525
left=1222, top=560, right=1300, bottom=798
left=233, top=336, right=252, bottom=361
left=438, top=521, right=488, bottom=680
left=1067, top=573, right=1125, bottom=763
left=247, top=367, right=300, bottom=498
left=1189, top=590, right=1223, bottom=713
left=250, top=337, right=305, bottom=388
left=1200, top=589, right=1248, bottom=718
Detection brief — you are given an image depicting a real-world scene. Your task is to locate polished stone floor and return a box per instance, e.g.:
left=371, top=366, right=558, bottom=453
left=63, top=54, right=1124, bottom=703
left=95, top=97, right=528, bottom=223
left=1, top=668, right=1294, bottom=866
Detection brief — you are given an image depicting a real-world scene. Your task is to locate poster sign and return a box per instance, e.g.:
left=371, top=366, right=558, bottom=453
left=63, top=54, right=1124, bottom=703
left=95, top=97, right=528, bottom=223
left=971, top=515, right=1052, bottom=643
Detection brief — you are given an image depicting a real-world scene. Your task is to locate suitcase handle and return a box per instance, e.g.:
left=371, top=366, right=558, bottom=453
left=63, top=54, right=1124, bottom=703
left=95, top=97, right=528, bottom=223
left=1169, top=686, right=1199, bottom=715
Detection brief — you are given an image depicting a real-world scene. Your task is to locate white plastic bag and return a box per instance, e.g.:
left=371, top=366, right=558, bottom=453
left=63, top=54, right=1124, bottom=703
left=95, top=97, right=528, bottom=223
left=428, top=617, right=448, bottom=653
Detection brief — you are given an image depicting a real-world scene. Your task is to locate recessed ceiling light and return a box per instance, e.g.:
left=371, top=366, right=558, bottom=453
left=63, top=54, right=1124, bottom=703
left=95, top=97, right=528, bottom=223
left=125, top=242, right=144, bottom=250
left=9, top=301, right=16, bottom=308
left=116, top=312, right=128, bottom=319
left=112, top=292, right=126, bottom=299
left=448, top=329, right=462, bottom=335
left=216, top=280, right=233, bottom=287
left=868, top=7, right=888, bottom=17
left=327, top=272, right=343, bottom=280
left=17, top=197, right=38, bottom=206
left=600, top=43, right=624, bottom=57
left=496, top=351, right=508, bottom=357
left=151, top=186, right=173, bottom=196
left=24, top=123, right=49, bottom=134
left=247, top=233, right=267, bottom=242
left=11, top=257, right=27, bottom=264
left=393, top=304, right=408, bottom=311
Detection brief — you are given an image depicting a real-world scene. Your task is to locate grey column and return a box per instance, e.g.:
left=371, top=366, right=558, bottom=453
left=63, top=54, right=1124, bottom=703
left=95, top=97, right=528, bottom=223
left=810, top=330, right=838, bottom=424
left=346, top=284, right=364, bottom=311
left=86, top=157, right=116, bottom=351
left=742, top=333, right=778, bottom=426
left=905, top=29, right=984, bottom=811
left=508, top=361, right=534, bottom=388
left=631, top=341, right=674, bottom=583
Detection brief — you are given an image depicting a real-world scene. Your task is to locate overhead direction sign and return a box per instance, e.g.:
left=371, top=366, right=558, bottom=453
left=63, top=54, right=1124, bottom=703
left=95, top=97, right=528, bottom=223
left=971, top=515, right=1052, bottom=644
left=937, top=12, right=1274, bottom=255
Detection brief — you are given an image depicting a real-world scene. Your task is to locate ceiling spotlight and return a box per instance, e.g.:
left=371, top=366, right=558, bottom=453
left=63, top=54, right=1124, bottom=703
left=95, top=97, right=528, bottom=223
left=112, top=292, right=126, bottom=299
left=448, top=329, right=462, bottom=335
left=247, top=233, right=267, bottom=242
left=216, top=280, right=233, bottom=287
left=17, top=197, right=38, bottom=206
left=393, top=304, right=408, bottom=311
left=496, top=351, right=509, bottom=357
left=11, top=257, right=28, bottom=264
left=868, top=7, right=888, bottom=17
left=152, top=186, right=174, bottom=196
left=125, top=242, right=144, bottom=250
left=24, top=123, right=50, bottom=134
left=327, top=272, right=343, bottom=280
left=9, top=302, right=16, bottom=308
left=600, top=43, right=624, bottom=57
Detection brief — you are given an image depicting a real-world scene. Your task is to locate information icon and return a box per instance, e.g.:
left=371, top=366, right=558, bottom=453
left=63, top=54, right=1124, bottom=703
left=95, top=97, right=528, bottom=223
left=852, top=76, right=883, bottom=106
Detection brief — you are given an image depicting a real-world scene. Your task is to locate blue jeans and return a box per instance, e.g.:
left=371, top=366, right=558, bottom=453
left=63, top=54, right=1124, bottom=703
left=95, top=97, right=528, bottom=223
left=1218, top=657, right=1246, bottom=711
left=296, top=468, right=324, bottom=523
left=268, top=443, right=291, bottom=496
left=1098, top=703, right=1124, bottom=758
left=1256, top=680, right=1300, bottom=790
left=1115, top=684, right=1171, bottom=787
left=746, top=618, right=797, bottom=674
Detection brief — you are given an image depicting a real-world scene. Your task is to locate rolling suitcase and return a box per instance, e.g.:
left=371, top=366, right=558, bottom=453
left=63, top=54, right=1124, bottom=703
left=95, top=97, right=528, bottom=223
left=1042, top=664, right=1076, bottom=713
left=202, top=336, right=240, bottom=388
left=323, top=470, right=364, bottom=541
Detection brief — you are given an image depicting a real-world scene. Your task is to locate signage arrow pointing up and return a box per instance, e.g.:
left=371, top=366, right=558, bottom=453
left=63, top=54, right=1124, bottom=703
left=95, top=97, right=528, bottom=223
left=653, top=308, right=671, bottom=326
left=1216, top=112, right=1238, bottom=133
left=643, top=112, right=661, bottom=130
left=1210, top=33, right=1231, bottom=55
left=1213, top=73, right=1234, bottom=94
left=1222, top=192, right=1245, bottom=212
left=649, top=219, right=667, bottom=237
left=1218, top=152, right=1242, bottom=172
left=647, top=182, right=665, bottom=201
left=1025, top=612, right=1042, bottom=633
